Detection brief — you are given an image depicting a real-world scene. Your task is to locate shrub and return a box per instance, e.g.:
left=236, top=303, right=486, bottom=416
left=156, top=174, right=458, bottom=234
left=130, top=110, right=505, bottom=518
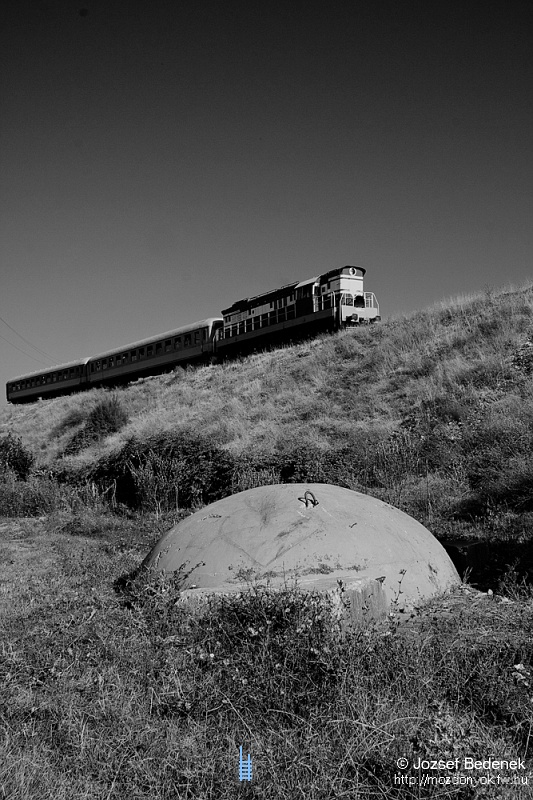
left=64, top=395, right=129, bottom=454
left=0, top=433, right=34, bottom=480
left=87, top=394, right=129, bottom=436
left=91, top=431, right=234, bottom=512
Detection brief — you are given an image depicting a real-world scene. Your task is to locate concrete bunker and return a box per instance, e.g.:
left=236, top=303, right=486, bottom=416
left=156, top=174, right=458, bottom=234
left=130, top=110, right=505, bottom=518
left=141, top=483, right=460, bottom=624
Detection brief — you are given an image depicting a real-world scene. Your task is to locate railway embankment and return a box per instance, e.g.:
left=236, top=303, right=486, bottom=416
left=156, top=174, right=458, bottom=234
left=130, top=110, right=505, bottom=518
left=2, top=279, right=533, bottom=588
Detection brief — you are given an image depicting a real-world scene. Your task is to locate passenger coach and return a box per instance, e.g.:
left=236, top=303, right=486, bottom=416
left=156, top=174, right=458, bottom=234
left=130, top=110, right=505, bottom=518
left=6, top=358, right=91, bottom=404
left=6, top=319, right=222, bottom=403
left=86, top=318, right=222, bottom=389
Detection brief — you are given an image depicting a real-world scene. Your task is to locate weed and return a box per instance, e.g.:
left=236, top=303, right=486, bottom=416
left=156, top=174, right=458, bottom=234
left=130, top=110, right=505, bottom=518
left=0, top=432, right=34, bottom=479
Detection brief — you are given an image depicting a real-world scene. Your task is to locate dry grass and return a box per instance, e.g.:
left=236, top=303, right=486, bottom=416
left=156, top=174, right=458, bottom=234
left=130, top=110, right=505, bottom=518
left=1, top=280, right=530, bottom=468
left=0, top=515, right=532, bottom=799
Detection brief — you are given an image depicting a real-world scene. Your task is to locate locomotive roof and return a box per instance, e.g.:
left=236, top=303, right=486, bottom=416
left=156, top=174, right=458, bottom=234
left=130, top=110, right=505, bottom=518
left=321, top=265, right=367, bottom=280
left=222, top=276, right=320, bottom=314
left=8, top=357, right=91, bottom=383
left=88, top=317, right=223, bottom=362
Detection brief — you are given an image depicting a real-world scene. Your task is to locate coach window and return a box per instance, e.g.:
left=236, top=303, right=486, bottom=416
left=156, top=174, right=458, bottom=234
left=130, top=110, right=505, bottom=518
left=165, top=339, right=171, bottom=352
left=109, top=357, right=115, bottom=368
left=246, top=319, right=252, bottom=332
left=269, top=311, right=276, bottom=324
left=156, top=342, right=162, bottom=355
left=175, top=337, right=181, bottom=349
left=253, top=316, right=261, bottom=330
left=184, top=334, right=191, bottom=347
left=139, top=348, right=145, bottom=359
left=147, top=346, right=153, bottom=357
left=261, top=313, right=268, bottom=326
left=231, top=325, right=237, bottom=337
left=102, top=360, right=108, bottom=370
left=194, top=331, right=200, bottom=344
left=202, top=328, right=207, bottom=341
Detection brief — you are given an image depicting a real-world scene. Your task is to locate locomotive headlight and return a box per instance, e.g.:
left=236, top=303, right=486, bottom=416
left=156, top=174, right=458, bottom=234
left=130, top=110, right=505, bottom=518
left=349, top=268, right=356, bottom=275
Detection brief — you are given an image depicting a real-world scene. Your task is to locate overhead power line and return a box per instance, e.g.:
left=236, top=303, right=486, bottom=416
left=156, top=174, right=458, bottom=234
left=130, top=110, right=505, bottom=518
left=0, top=329, right=54, bottom=368
left=0, top=312, right=60, bottom=362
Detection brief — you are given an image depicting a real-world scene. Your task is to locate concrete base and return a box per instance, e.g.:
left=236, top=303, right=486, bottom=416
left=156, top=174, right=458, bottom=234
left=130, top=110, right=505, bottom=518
left=173, top=574, right=389, bottom=631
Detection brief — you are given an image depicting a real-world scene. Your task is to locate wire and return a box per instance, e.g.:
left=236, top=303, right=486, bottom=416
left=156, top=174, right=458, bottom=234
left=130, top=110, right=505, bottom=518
left=0, top=330, right=54, bottom=368
left=0, top=313, right=59, bottom=361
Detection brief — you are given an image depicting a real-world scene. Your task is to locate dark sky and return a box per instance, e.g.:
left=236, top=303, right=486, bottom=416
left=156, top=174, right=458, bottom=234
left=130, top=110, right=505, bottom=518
left=1, top=1, right=532, bottom=397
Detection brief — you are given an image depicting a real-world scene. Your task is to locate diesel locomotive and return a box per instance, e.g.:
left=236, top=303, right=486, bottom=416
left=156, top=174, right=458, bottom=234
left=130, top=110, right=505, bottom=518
left=6, top=266, right=379, bottom=404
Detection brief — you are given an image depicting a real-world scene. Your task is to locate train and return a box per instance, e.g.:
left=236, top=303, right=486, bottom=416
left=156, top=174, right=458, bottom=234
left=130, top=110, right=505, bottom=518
left=6, top=265, right=380, bottom=404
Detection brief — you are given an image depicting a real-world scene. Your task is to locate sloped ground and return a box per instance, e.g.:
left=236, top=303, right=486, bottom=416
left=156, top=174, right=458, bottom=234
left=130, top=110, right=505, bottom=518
left=2, top=281, right=533, bottom=591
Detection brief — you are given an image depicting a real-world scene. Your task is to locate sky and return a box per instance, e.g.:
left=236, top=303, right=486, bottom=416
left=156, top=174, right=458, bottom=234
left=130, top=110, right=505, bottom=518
left=1, top=1, right=532, bottom=402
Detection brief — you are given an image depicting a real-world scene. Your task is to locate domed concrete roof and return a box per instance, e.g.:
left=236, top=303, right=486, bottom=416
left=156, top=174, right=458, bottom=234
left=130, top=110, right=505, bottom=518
left=141, top=484, right=460, bottom=609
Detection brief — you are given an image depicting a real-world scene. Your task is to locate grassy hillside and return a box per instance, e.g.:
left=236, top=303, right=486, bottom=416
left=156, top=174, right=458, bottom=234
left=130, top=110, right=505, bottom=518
left=1, top=280, right=533, bottom=798
left=2, top=280, right=533, bottom=555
